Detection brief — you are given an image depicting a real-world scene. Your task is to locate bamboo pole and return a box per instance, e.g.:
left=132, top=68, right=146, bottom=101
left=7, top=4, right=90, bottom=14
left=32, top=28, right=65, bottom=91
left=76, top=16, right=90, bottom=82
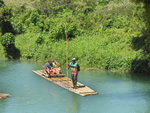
left=65, top=23, right=68, bottom=78
left=87, top=33, right=89, bottom=61
left=65, top=23, right=70, bottom=113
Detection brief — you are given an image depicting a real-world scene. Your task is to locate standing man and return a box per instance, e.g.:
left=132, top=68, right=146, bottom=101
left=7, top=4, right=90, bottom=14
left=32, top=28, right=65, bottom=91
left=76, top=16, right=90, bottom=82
left=68, top=58, right=79, bottom=89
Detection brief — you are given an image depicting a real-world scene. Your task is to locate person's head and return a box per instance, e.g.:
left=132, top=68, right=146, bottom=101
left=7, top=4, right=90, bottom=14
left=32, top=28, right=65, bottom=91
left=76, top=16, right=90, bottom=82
left=48, top=60, right=52, bottom=64
left=54, top=59, right=56, bottom=62
left=72, top=58, right=76, bottom=63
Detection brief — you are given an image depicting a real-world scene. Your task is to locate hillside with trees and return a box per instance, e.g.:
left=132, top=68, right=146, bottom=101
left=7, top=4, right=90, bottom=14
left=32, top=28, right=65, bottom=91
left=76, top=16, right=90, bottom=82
left=0, top=0, right=150, bottom=74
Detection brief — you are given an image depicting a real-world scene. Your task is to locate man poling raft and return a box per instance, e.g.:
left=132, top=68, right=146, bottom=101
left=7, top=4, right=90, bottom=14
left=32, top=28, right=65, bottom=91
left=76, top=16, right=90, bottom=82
left=68, top=58, right=80, bottom=89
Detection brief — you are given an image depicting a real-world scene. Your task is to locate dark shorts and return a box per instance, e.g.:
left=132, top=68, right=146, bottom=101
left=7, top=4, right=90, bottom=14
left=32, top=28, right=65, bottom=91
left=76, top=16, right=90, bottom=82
left=71, top=74, right=78, bottom=84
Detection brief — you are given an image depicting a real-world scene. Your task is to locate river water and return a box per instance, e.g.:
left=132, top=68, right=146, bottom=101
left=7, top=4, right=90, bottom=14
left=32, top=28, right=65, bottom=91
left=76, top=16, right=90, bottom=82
left=0, top=59, right=150, bottom=113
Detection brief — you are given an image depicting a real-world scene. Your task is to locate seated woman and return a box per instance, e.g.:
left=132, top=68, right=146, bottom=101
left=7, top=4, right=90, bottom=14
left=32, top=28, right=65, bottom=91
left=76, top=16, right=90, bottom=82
left=52, top=59, right=62, bottom=74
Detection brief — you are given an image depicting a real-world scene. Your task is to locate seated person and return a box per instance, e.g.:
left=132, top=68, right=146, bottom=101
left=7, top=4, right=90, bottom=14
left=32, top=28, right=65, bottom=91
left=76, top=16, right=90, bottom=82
left=53, top=59, right=62, bottom=74
left=45, top=60, right=56, bottom=77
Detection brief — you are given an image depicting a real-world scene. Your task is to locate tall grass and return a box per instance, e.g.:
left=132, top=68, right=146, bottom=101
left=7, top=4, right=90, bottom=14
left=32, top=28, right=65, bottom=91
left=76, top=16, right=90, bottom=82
left=0, top=44, right=5, bottom=58
left=14, top=28, right=138, bottom=72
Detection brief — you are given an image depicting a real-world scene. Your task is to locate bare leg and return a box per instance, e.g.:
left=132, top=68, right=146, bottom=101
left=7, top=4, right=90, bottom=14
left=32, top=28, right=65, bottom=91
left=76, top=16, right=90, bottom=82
left=46, top=68, right=51, bottom=77
left=72, top=74, right=77, bottom=88
left=74, top=74, right=78, bottom=89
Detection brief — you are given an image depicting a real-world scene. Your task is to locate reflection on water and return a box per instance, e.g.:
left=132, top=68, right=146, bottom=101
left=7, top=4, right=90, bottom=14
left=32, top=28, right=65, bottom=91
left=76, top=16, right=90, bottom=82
left=72, top=94, right=79, bottom=113
left=0, top=59, right=150, bottom=113
left=66, top=94, right=80, bottom=113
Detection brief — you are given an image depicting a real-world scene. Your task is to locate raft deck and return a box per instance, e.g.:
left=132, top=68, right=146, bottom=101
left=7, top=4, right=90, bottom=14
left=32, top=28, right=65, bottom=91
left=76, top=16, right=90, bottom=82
left=32, top=70, right=98, bottom=96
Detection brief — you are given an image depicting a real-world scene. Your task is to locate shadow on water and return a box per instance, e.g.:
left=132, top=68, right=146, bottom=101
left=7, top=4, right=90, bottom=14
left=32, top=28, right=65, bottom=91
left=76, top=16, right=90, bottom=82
left=109, top=69, right=150, bottom=82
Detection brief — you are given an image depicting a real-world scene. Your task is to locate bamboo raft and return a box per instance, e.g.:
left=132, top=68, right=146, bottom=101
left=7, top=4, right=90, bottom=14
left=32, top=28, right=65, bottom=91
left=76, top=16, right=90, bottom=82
left=32, top=70, right=98, bottom=96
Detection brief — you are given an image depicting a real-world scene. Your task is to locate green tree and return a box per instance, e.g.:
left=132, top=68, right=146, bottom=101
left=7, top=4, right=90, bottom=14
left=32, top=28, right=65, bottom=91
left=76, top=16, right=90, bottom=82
left=1, top=33, right=20, bottom=59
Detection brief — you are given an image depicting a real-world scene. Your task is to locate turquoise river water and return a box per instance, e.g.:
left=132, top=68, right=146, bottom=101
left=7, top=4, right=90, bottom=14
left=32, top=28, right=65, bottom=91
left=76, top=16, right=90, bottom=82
left=0, top=59, right=150, bottom=113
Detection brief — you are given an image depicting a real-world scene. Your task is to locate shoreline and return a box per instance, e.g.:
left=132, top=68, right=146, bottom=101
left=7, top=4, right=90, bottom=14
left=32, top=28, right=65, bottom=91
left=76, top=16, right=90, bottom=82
left=0, top=58, right=148, bottom=75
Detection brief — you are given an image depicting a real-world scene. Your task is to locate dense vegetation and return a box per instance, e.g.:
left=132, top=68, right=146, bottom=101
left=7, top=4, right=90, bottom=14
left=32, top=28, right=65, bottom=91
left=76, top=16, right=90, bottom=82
left=0, top=0, right=150, bottom=74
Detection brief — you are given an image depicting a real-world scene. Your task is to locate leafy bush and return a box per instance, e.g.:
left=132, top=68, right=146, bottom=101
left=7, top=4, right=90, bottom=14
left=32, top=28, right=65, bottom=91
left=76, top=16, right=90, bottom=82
left=1, top=33, right=14, bottom=48
left=30, top=11, right=40, bottom=25
left=0, top=5, right=12, bottom=22
left=35, top=33, right=44, bottom=45
left=112, top=16, right=129, bottom=29
left=12, top=21, right=26, bottom=34
left=1, top=33, right=20, bottom=59
left=0, top=0, right=4, bottom=7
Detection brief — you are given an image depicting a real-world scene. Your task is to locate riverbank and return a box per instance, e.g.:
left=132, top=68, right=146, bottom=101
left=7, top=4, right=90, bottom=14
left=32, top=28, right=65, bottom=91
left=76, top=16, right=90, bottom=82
left=0, top=93, right=9, bottom=99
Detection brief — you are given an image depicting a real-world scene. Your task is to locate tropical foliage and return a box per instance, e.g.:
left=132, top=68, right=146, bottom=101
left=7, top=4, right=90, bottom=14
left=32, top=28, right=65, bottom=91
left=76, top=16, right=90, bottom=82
left=0, top=0, right=150, bottom=74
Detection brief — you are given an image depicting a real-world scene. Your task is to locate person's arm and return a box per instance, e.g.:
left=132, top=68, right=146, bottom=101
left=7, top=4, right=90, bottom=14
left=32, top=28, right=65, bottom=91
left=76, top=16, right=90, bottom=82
left=55, top=61, right=60, bottom=67
left=57, top=63, right=60, bottom=67
left=45, top=63, right=48, bottom=69
left=50, top=63, right=53, bottom=69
